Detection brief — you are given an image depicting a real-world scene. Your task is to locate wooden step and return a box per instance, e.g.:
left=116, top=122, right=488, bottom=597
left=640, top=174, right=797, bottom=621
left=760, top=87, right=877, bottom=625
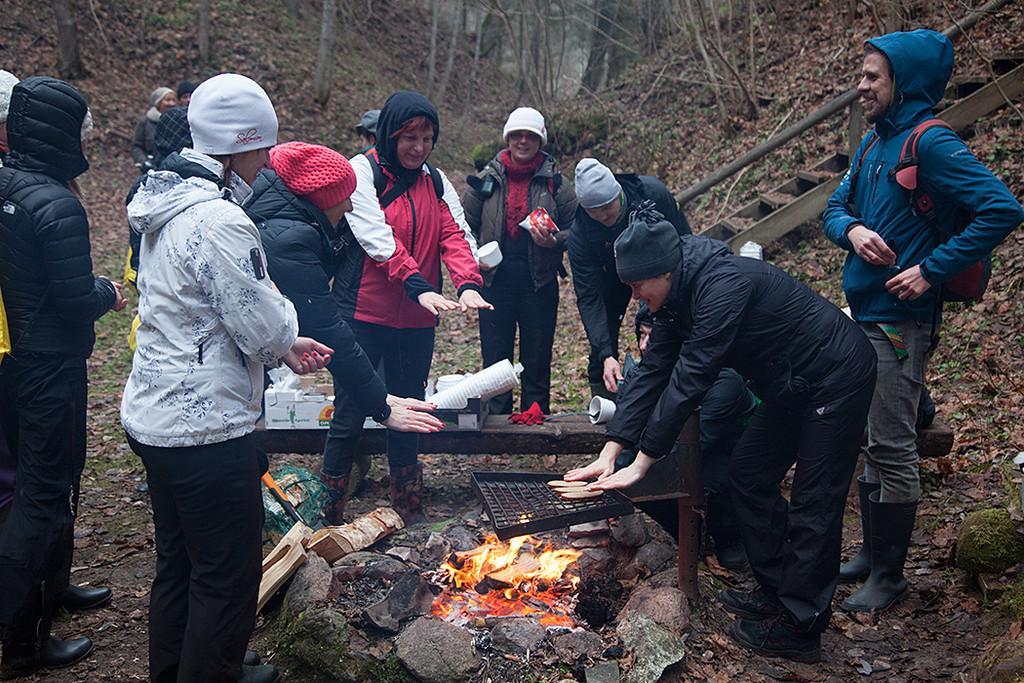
left=701, top=216, right=753, bottom=242
left=993, top=50, right=1024, bottom=75
left=796, top=169, right=835, bottom=192
left=759, top=191, right=794, bottom=212
left=945, top=76, right=988, bottom=100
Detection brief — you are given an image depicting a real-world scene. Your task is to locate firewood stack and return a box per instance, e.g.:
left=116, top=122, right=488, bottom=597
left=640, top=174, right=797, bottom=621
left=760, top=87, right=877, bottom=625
left=258, top=507, right=405, bottom=611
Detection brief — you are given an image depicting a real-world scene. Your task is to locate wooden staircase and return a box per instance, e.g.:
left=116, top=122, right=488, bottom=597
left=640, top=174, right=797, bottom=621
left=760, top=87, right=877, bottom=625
left=699, top=53, right=1024, bottom=251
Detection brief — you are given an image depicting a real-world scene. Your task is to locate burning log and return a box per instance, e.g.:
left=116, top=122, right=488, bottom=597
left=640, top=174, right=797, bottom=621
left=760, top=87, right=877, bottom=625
left=307, top=507, right=405, bottom=564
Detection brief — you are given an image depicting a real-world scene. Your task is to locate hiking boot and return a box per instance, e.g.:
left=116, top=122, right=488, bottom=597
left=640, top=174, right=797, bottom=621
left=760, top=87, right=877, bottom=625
left=839, top=477, right=880, bottom=584
left=390, top=462, right=425, bottom=525
left=319, top=469, right=351, bottom=526
left=718, top=586, right=781, bottom=621
left=58, top=585, right=112, bottom=612
left=240, top=663, right=282, bottom=683
left=243, top=651, right=261, bottom=666
left=729, top=614, right=821, bottom=663
left=0, top=636, right=93, bottom=680
left=841, top=493, right=917, bottom=613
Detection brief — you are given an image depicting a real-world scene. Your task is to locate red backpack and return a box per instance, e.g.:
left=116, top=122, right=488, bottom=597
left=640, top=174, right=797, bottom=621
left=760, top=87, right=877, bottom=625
left=853, top=119, right=989, bottom=302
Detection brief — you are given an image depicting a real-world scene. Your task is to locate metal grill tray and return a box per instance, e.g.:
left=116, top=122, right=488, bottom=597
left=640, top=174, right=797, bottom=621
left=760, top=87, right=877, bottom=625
left=471, top=471, right=634, bottom=540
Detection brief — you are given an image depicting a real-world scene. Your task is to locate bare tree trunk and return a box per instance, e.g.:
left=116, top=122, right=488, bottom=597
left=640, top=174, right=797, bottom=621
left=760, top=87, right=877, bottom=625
left=284, top=0, right=300, bottom=18
left=582, top=0, right=611, bottom=92
left=458, top=7, right=486, bottom=129
left=426, top=0, right=439, bottom=98
left=436, top=0, right=462, bottom=105
left=313, top=0, right=337, bottom=105
left=682, top=0, right=728, bottom=130
left=197, top=0, right=210, bottom=65
left=53, top=0, right=84, bottom=79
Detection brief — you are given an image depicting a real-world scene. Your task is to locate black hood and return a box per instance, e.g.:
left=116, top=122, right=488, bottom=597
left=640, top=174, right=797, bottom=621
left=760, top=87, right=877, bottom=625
left=6, top=76, right=89, bottom=181
left=375, top=91, right=439, bottom=173
left=157, top=151, right=221, bottom=185
left=666, top=235, right=733, bottom=306
left=247, top=168, right=328, bottom=229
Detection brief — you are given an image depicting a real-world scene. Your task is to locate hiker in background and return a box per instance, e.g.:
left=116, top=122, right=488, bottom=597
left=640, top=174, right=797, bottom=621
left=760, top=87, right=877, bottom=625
left=0, top=76, right=128, bottom=679
left=123, top=105, right=193, bottom=292
left=176, top=79, right=196, bottom=107
left=462, top=107, right=576, bottom=415
left=121, top=74, right=332, bottom=683
left=130, top=86, right=177, bottom=172
left=0, top=70, right=16, bottom=166
left=823, top=30, right=1024, bottom=614
left=567, top=158, right=690, bottom=400
left=246, top=141, right=446, bottom=524
left=567, top=205, right=877, bottom=662
left=330, top=91, right=491, bottom=524
left=355, top=108, right=380, bottom=154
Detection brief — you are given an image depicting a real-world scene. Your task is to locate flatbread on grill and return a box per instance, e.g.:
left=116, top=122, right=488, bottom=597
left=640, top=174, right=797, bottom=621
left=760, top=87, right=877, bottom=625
left=547, top=480, right=589, bottom=488
left=558, top=489, right=604, bottom=500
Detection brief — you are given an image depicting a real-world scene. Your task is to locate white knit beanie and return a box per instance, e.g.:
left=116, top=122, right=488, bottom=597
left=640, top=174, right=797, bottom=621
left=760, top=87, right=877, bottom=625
left=0, top=70, right=19, bottom=124
left=575, top=158, right=622, bottom=209
left=502, top=106, right=547, bottom=145
left=187, top=73, right=278, bottom=155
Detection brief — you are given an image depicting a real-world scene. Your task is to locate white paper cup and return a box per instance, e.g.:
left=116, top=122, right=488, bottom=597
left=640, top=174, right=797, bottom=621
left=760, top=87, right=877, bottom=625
left=478, top=241, right=503, bottom=269
left=588, top=396, right=616, bottom=425
left=435, top=374, right=465, bottom=393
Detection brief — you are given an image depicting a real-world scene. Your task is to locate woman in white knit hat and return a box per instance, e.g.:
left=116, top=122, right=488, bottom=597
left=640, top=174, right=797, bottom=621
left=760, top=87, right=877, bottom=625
left=122, top=73, right=331, bottom=683
left=130, top=85, right=177, bottom=171
left=461, top=107, right=577, bottom=416
left=0, top=69, right=18, bottom=166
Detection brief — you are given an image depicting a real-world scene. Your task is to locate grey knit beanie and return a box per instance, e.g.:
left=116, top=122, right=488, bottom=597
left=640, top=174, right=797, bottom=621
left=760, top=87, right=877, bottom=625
left=575, top=158, right=622, bottom=209
left=614, top=210, right=681, bottom=282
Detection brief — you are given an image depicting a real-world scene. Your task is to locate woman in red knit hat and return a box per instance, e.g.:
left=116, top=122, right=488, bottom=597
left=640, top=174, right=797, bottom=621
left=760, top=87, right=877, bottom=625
left=247, top=141, right=445, bottom=524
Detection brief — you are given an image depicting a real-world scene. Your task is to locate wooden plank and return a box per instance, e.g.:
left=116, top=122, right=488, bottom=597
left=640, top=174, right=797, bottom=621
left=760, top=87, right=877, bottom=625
left=258, top=538, right=307, bottom=612
left=939, top=63, right=1024, bottom=131
left=724, top=173, right=844, bottom=250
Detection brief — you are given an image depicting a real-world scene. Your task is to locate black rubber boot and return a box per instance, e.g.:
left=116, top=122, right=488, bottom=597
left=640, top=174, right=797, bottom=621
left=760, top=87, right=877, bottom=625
left=0, top=636, right=93, bottom=680
left=839, top=477, right=881, bottom=584
left=390, top=462, right=425, bottom=525
left=841, top=493, right=918, bottom=613
left=58, top=585, right=113, bottom=612
left=319, top=469, right=351, bottom=526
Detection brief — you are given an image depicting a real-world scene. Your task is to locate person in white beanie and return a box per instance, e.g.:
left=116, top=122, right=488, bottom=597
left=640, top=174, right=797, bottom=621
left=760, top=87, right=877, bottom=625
left=122, top=72, right=332, bottom=683
left=567, top=158, right=691, bottom=398
left=0, top=69, right=19, bottom=165
left=462, top=106, right=576, bottom=416
left=130, top=85, right=177, bottom=171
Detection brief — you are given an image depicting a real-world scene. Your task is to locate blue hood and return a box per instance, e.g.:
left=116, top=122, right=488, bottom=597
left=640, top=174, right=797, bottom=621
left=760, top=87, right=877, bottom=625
left=867, top=29, right=953, bottom=138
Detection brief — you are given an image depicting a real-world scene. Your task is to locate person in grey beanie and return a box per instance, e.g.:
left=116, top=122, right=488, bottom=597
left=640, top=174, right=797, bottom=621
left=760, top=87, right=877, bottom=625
left=567, top=158, right=690, bottom=399
left=130, top=86, right=177, bottom=170
left=567, top=203, right=878, bottom=663
left=355, top=109, right=380, bottom=153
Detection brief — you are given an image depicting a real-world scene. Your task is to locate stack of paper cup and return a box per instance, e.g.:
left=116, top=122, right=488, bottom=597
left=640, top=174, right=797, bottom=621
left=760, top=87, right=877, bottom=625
left=430, top=360, right=523, bottom=409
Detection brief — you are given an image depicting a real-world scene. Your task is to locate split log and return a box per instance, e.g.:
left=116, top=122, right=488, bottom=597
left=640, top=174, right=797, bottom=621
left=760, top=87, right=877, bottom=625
left=258, top=523, right=313, bottom=612
left=485, top=555, right=542, bottom=587
left=307, top=507, right=405, bottom=564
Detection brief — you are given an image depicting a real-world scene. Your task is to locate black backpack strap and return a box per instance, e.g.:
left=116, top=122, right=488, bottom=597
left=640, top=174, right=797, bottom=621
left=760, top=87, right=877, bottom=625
left=550, top=172, right=562, bottom=196
left=427, top=163, right=443, bottom=202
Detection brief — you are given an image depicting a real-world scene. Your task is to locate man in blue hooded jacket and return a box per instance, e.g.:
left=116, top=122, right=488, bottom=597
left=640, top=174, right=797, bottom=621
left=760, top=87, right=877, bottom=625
left=823, top=29, right=1023, bottom=614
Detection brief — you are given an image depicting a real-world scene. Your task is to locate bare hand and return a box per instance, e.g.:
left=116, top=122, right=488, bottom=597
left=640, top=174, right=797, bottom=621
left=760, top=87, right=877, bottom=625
left=885, top=265, right=932, bottom=301
left=458, top=289, right=494, bottom=312
left=848, top=225, right=896, bottom=267
left=565, top=441, right=622, bottom=482
left=386, top=394, right=437, bottom=412
left=528, top=226, right=558, bottom=248
left=282, top=337, right=334, bottom=374
left=417, top=291, right=460, bottom=316
left=586, top=452, right=656, bottom=491
left=602, top=357, right=623, bottom=394
left=111, top=281, right=129, bottom=312
left=383, top=405, right=445, bottom=433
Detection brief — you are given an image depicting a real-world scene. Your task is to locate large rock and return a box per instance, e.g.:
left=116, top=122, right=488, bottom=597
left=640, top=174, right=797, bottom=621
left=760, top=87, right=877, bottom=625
left=586, top=661, right=621, bottom=683
left=620, top=542, right=675, bottom=580
left=552, top=629, right=605, bottom=664
left=975, top=637, right=1024, bottom=683
left=421, top=532, right=453, bottom=566
left=364, top=572, right=435, bottom=634
left=617, top=585, right=689, bottom=635
left=610, top=514, right=648, bottom=548
left=956, top=508, right=1024, bottom=576
left=396, top=617, right=480, bottom=683
left=617, top=613, right=685, bottom=683
left=445, top=526, right=482, bottom=552
left=332, top=552, right=409, bottom=583
left=283, top=554, right=334, bottom=619
left=490, top=617, right=547, bottom=654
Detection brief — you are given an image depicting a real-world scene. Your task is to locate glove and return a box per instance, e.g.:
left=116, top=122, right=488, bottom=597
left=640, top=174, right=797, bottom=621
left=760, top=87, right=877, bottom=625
left=508, top=402, right=546, bottom=426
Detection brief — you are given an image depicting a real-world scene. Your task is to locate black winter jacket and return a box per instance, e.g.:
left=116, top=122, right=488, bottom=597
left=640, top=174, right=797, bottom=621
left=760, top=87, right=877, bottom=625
left=0, top=77, right=116, bottom=358
left=246, top=169, right=391, bottom=421
left=568, top=174, right=690, bottom=361
left=606, top=235, right=876, bottom=459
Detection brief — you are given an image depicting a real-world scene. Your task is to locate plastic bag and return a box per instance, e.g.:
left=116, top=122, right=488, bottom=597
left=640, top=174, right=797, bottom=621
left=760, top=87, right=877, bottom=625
left=262, top=465, right=330, bottom=538
left=518, top=207, right=558, bottom=236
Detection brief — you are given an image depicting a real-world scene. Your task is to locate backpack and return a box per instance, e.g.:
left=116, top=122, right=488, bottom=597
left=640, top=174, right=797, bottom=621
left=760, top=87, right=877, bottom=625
left=850, top=119, right=989, bottom=302
left=367, top=154, right=444, bottom=210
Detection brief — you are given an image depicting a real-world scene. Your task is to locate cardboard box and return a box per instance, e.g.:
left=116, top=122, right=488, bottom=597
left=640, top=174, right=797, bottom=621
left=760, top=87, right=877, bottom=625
left=264, top=387, right=334, bottom=430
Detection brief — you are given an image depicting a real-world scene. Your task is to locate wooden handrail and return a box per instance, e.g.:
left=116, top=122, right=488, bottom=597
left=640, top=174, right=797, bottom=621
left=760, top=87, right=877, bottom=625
left=675, top=0, right=1017, bottom=206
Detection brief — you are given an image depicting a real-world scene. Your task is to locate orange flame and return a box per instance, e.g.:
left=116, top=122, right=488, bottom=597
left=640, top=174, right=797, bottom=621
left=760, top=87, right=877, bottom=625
left=430, top=534, right=582, bottom=627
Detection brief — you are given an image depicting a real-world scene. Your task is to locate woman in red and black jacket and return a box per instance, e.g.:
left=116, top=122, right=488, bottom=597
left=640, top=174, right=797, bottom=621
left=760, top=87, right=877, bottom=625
left=331, top=91, right=491, bottom=523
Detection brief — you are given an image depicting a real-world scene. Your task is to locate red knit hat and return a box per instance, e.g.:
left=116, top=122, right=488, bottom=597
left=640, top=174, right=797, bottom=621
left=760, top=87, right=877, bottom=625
left=269, top=141, right=356, bottom=211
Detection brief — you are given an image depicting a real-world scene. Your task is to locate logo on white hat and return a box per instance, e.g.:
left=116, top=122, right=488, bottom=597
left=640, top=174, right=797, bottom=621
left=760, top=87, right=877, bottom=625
left=236, top=128, right=263, bottom=145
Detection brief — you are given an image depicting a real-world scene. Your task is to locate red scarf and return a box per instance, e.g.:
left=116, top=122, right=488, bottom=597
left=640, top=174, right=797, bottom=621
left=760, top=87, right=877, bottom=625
left=498, top=149, right=543, bottom=240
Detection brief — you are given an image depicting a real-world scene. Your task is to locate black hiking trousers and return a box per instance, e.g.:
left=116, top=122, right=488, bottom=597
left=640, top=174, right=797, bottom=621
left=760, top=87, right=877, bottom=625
left=729, top=372, right=875, bottom=634
left=127, top=433, right=265, bottom=683
left=0, top=353, right=86, bottom=644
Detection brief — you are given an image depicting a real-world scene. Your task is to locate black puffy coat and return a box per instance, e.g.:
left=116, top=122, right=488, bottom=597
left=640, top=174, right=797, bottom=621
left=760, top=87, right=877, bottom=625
left=568, top=174, right=690, bottom=362
left=246, top=169, right=390, bottom=420
left=0, top=77, right=116, bottom=358
left=606, top=235, right=876, bottom=459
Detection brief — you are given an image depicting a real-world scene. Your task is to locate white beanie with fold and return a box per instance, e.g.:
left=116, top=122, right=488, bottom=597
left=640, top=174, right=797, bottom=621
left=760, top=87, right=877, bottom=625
left=503, top=106, right=547, bottom=145
left=0, top=70, right=20, bottom=124
left=187, top=73, right=278, bottom=156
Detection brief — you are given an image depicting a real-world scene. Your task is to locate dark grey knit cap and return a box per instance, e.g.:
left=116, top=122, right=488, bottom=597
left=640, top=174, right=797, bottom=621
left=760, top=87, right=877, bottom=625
left=614, top=214, right=682, bottom=282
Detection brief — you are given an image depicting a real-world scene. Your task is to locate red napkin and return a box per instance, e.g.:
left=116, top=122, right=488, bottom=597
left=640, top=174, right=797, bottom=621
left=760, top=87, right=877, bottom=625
left=508, top=402, right=546, bottom=426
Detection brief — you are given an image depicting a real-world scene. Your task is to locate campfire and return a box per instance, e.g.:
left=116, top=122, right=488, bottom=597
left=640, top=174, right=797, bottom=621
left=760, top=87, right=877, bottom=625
left=430, top=534, right=582, bottom=627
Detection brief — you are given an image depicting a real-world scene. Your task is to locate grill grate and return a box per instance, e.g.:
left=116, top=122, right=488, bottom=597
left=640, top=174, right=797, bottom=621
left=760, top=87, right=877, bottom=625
left=472, top=471, right=633, bottom=540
